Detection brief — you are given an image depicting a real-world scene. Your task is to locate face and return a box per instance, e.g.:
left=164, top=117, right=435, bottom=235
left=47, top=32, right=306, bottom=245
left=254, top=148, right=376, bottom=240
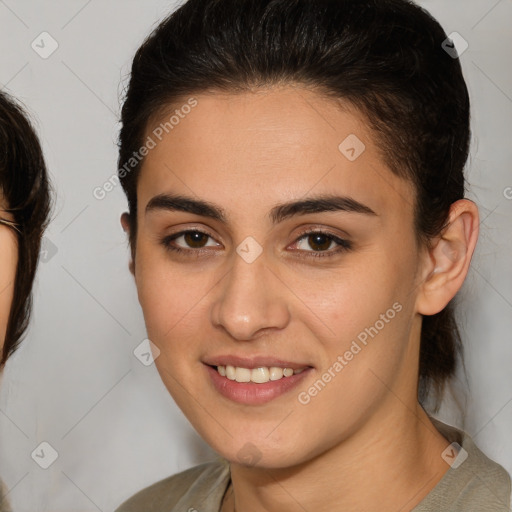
left=0, top=193, right=18, bottom=353
left=129, top=86, right=429, bottom=469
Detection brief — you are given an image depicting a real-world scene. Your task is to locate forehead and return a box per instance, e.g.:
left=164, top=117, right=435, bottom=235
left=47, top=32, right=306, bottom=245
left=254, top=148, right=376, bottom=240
left=137, top=86, right=415, bottom=222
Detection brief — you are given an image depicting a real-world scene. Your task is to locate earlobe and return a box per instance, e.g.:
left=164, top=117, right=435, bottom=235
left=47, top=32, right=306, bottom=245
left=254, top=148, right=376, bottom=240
left=120, top=212, right=135, bottom=276
left=120, top=212, right=131, bottom=234
left=416, top=199, right=479, bottom=315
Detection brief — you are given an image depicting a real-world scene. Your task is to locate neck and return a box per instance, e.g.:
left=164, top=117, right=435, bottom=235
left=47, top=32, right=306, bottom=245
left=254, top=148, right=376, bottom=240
left=226, top=403, right=450, bottom=512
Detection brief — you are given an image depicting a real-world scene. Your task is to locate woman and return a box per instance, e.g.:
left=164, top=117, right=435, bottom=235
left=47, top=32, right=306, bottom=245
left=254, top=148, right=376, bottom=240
left=0, top=90, right=51, bottom=509
left=115, top=0, right=511, bottom=510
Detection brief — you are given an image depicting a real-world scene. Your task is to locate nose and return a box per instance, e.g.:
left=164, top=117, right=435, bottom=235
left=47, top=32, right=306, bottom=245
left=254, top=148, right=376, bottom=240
left=210, top=248, right=290, bottom=341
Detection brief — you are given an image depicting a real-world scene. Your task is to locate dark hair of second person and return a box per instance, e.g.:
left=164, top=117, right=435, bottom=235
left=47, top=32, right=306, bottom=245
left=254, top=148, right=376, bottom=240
left=0, top=90, right=51, bottom=366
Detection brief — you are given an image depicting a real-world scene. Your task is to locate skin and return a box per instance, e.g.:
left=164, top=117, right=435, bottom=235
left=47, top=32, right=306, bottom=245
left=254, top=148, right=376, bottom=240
left=0, top=194, right=17, bottom=354
left=0, top=211, right=16, bottom=508
left=122, top=85, right=479, bottom=511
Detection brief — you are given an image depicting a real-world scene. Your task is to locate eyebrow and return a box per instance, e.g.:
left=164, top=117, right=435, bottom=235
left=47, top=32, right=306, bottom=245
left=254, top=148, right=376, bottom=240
left=145, top=193, right=377, bottom=224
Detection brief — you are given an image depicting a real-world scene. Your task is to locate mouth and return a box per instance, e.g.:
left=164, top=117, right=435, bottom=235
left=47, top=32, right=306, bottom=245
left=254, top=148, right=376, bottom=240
left=203, top=358, right=313, bottom=405
left=215, top=364, right=307, bottom=383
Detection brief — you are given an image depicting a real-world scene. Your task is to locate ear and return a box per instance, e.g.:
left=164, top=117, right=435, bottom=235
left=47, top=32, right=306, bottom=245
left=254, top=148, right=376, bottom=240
left=120, top=212, right=135, bottom=276
left=415, top=199, right=479, bottom=316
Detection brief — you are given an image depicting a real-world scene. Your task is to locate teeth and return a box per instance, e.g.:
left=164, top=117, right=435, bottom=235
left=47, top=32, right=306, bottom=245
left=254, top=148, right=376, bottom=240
left=235, top=367, right=251, bottom=382
left=216, top=365, right=306, bottom=384
left=251, top=367, right=270, bottom=383
left=269, top=366, right=283, bottom=380
left=226, top=365, right=236, bottom=380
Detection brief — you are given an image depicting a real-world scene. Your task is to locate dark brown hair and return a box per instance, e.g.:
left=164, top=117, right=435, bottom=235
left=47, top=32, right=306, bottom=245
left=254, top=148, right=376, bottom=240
left=117, top=0, right=470, bottom=406
left=0, top=90, right=52, bottom=366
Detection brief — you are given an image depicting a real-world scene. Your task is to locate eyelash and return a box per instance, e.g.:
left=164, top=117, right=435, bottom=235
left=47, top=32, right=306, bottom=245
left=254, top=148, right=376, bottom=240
left=160, top=228, right=352, bottom=259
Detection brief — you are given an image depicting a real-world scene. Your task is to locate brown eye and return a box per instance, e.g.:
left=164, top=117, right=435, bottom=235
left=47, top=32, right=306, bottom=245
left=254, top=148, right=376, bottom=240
left=292, top=230, right=352, bottom=259
left=306, top=233, right=334, bottom=251
left=161, top=229, right=221, bottom=254
left=183, top=231, right=209, bottom=248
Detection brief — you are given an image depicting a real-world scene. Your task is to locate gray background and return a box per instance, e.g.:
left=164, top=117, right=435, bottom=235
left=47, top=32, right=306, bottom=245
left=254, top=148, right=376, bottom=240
left=0, top=1, right=511, bottom=511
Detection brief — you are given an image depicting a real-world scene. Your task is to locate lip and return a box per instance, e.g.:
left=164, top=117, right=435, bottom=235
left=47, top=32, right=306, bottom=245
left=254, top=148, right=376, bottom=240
left=204, top=362, right=313, bottom=405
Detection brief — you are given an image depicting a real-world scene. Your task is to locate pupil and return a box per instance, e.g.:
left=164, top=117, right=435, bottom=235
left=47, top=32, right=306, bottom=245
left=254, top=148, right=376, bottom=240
left=185, top=232, right=207, bottom=248
left=309, top=234, right=330, bottom=251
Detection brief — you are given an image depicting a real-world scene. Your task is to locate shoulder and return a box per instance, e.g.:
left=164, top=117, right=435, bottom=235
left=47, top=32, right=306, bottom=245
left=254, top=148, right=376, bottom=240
left=115, top=459, right=230, bottom=512
left=1, top=478, right=12, bottom=512
left=415, top=419, right=511, bottom=512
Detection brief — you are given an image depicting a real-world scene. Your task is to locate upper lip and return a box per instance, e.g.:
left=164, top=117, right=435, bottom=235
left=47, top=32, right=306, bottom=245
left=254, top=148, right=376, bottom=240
left=203, top=355, right=311, bottom=370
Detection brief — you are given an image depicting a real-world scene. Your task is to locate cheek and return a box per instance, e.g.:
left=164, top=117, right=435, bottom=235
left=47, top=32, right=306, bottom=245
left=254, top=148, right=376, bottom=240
left=295, top=242, right=417, bottom=382
left=296, top=252, right=410, bottom=337
left=134, top=247, right=210, bottom=344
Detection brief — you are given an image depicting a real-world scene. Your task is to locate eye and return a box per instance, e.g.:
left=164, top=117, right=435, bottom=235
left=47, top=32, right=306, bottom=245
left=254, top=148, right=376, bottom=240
left=161, top=229, right=220, bottom=254
left=160, top=228, right=352, bottom=259
left=291, top=230, right=352, bottom=258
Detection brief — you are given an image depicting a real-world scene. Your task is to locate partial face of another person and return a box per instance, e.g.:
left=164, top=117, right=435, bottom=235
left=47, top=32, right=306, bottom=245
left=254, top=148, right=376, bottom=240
left=0, top=194, right=17, bottom=350
left=127, top=86, right=431, bottom=469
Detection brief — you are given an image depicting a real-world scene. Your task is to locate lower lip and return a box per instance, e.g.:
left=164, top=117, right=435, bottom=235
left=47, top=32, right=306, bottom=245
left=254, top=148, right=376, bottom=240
left=205, top=364, right=312, bottom=405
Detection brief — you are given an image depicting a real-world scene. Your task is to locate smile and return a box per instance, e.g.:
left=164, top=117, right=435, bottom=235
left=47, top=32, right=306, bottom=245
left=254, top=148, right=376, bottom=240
left=216, top=365, right=307, bottom=384
left=205, top=361, right=312, bottom=405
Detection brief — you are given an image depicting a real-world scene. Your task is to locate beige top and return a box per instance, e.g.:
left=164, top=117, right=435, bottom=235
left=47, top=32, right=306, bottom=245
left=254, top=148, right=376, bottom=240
left=116, top=420, right=511, bottom=512
left=0, top=479, right=12, bottom=512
